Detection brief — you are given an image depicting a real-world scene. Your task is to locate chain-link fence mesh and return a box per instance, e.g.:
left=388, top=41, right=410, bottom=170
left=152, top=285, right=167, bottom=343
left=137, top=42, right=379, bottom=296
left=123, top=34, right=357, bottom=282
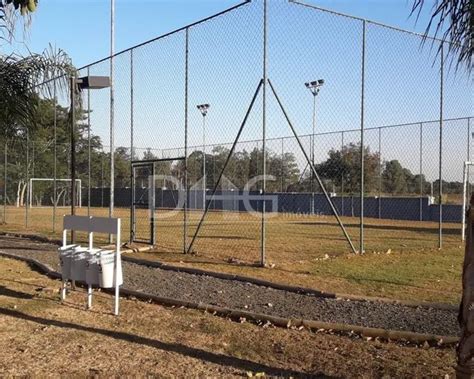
left=1, top=0, right=471, bottom=267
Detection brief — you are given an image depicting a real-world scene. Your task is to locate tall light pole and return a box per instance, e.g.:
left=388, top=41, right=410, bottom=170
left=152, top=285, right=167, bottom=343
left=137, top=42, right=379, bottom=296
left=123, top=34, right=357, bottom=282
left=305, top=79, right=324, bottom=214
left=197, top=104, right=210, bottom=210
left=109, top=0, right=115, bottom=243
left=70, top=76, right=111, bottom=242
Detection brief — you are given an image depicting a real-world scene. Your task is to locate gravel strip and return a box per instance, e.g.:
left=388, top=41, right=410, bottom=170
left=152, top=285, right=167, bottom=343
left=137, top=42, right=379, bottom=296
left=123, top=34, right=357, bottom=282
left=0, top=235, right=459, bottom=337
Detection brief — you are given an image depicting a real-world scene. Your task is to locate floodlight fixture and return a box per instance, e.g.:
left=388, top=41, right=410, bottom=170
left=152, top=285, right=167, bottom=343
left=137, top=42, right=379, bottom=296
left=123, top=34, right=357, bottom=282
left=76, top=76, right=111, bottom=90
left=197, top=103, right=210, bottom=117
left=305, top=79, right=324, bottom=96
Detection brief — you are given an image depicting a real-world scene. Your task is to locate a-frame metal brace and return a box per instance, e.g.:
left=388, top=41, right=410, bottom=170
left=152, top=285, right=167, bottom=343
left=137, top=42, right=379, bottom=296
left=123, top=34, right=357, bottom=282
left=186, top=78, right=357, bottom=255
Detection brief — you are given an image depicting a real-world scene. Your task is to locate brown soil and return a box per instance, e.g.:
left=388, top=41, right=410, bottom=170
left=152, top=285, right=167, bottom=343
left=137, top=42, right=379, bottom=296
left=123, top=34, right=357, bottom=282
left=0, top=256, right=458, bottom=378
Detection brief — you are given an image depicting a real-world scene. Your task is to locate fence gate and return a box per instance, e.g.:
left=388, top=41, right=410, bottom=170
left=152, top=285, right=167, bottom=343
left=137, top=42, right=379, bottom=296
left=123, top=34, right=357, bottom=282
left=131, top=162, right=155, bottom=244
left=131, top=158, right=185, bottom=251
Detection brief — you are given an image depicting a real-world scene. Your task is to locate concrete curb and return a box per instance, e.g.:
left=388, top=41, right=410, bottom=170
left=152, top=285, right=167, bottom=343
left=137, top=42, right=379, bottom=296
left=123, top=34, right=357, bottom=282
left=0, top=250, right=459, bottom=346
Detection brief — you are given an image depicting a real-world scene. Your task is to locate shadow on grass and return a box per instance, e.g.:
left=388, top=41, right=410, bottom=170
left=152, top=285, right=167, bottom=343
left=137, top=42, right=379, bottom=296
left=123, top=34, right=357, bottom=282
left=0, top=285, right=35, bottom=299
left=0, top=278, right=48, bottom=289
left=0, top=307, right=332, bottom=378
left=195, top=235, right=255, bottom=241
left=292, top=221, right=460, bottom=236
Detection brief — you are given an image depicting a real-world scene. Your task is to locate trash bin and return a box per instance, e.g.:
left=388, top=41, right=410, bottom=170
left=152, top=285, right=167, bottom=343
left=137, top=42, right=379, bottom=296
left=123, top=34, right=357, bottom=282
left=58, top=249, right=73, bottom=281
left=71, top=249, right=88, bottom=282
left=86, top=253, right=100, bottom=287
left=99, top=251, right=122, bottom=288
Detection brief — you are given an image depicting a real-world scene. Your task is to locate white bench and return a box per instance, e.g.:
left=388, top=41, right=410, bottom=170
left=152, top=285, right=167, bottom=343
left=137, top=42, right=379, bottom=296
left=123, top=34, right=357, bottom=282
left=59, top=215, right=123, bottom=315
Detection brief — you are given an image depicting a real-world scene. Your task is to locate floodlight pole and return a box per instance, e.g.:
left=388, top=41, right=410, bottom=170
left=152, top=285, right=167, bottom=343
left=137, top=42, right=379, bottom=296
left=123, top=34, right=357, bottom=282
left=268, top=79, right=357, bottom=254
left=311, top=91, right=316, bottom=214
left=70, top=75, right=77, bottom=242
left=109, top=0, right=116, bottom=243
left=305, top=79, right=323, bottom=215
left=202, top=113, right=206, bottom=210
left=197, top=104, right=210, bottom=211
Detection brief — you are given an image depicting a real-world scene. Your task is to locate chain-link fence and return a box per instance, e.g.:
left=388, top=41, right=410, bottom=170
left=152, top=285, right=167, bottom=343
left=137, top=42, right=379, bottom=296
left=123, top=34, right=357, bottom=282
left=0, top=0, right=471, bottom=267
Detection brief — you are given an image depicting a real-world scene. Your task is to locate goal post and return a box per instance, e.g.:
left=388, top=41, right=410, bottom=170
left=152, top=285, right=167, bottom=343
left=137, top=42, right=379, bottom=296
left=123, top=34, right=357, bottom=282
left=28, top=178, right=82, bottom=208
left=462, top=162, right=474, bottom=241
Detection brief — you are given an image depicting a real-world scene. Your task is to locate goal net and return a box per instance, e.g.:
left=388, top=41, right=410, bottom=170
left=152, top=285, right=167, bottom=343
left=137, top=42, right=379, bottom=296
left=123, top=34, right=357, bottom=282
left=462, top=162, right=474, bottom=240
left=28, top=178, right=82, bottom=208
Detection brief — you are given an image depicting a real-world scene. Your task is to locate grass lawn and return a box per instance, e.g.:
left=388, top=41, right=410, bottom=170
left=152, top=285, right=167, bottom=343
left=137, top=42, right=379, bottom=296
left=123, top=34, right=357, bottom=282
left=0, top=206, right=464, bottom=304
left=0, top=257, right=457, bottom=377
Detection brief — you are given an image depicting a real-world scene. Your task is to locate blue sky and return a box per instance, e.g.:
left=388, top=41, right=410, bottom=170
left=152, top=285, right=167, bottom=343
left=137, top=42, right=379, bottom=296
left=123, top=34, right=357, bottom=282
left=6, top=0, right=472, bottom=183
left=9, top=0, right=438, bottom=68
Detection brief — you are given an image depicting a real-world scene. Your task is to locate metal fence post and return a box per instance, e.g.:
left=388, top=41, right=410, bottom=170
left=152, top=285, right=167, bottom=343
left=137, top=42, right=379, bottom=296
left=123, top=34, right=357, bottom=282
left=130, top=49, right=134, bottom=243
left=25, top=127, right=29, bottom=228
left=87, top=67, right=91, bottom=217
left=438, top=42, right=444, bottom=249
left=419, top=122, right=423, bottom=221
left=261, top=0, right=268, bottom=267
left=31, top=142, right=35, bottom=179
left=52, top=81, right=57, bottom=233
left=378, top=127, right=382, bottom=219
left=281, top=137, right=284, bottom=192
left=359, top=19, right=366, bottom=254
left=467, top=118, right=471, bottom=201
left=184, top=27, right=189, bottom=254
left=3, top=138, right=6, bottom=223
left=341, top=131, right=344, bottom=215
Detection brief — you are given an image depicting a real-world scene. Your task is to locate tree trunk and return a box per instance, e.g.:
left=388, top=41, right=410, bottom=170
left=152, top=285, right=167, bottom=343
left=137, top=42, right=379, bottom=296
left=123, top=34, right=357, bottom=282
left=457, top=194, right=474, bottom=377
left=15, top=180, right=23, bottom=207
left=19, top=181, right=27, bottom=207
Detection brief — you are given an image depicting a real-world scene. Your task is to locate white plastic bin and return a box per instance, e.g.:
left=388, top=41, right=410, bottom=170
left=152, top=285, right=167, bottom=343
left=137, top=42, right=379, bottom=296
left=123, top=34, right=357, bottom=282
left=99, top=252, right=122, bottom=288
left=58, top=245, right=82, bottom=281
left=86, top=253, right=100, bottom=286
left=58, top=249, right=73, bottom=281
left=71, top=250, right=88, bottom=282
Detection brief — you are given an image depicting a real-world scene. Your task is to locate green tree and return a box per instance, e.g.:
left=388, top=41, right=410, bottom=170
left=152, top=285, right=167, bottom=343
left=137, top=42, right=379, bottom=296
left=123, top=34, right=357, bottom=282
left=382, top=160, right=409, bottom=194
left=317, top=143, right=380, bottom=194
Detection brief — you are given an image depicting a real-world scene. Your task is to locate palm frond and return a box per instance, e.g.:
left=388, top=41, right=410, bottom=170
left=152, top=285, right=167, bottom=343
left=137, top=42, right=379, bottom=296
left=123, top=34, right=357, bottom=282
left=0, top=46, right=77, bottom=138
left=411, top=0, right=472, bottom=71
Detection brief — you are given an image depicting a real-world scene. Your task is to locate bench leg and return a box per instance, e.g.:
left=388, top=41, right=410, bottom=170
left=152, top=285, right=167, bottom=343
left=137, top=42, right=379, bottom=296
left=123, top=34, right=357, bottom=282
left=61, top=280, right=67, bottom=301
left=114, top=285, right=119, bottom=316
left=87, top=285, right=92, bottom=309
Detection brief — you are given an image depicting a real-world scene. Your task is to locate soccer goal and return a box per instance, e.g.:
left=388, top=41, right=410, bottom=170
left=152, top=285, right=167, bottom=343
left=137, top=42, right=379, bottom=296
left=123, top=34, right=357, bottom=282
left=462, top=161, right=474, bottom=240
left=28, top=178, right=82, bottom=208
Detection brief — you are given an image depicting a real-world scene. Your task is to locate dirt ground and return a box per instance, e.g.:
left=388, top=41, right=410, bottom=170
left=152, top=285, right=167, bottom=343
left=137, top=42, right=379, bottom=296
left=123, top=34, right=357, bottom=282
left=0, top=257, right=458, bottom=377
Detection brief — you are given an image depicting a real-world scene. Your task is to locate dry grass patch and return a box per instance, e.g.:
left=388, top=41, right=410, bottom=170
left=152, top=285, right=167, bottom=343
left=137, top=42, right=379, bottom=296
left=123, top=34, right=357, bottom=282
left=0, top=257, right=458, bottom=377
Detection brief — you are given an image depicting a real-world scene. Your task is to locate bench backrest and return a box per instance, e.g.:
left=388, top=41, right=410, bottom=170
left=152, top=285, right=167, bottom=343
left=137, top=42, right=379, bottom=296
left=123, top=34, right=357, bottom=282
left=62, top=215, right=121, bottom=251
left=89, top=217, right=120, bottom=235
left=63, top=215, right=91, bottom=232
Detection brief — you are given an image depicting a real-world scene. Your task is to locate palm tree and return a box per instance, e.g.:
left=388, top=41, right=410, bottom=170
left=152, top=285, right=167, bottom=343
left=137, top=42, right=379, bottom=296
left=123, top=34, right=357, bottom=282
left=1, top=0, right=37, bottom=42
left=411, top=0, right=472, bottom=70
left=0, top=45, right=76, bottom=138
